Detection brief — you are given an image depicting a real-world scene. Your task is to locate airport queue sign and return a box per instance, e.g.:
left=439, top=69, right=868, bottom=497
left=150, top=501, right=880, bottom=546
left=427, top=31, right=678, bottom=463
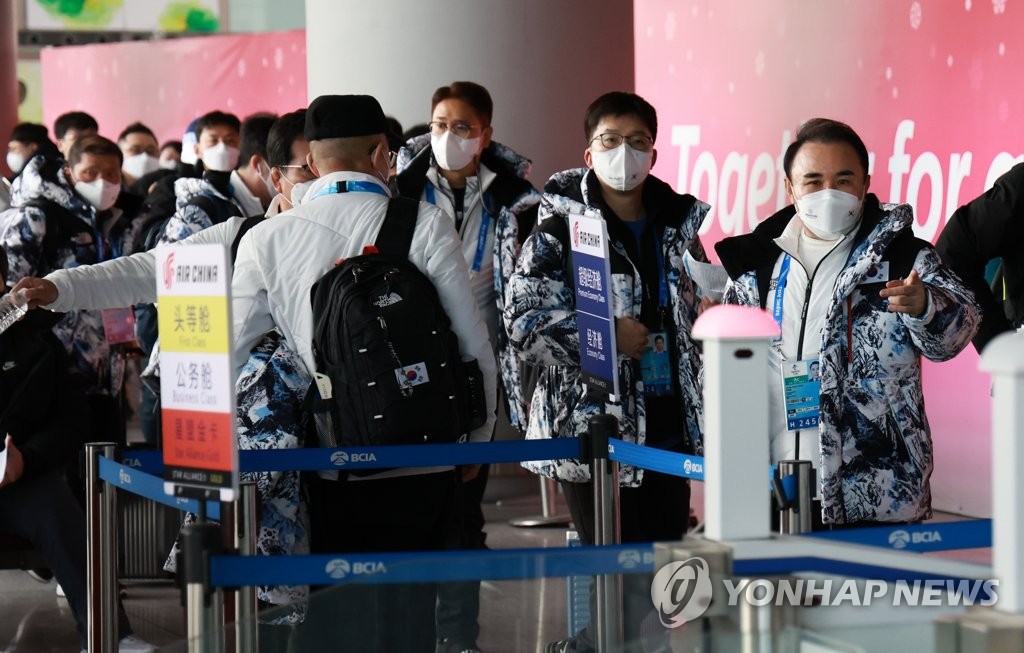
left=155, top=244, right=238, bottom=502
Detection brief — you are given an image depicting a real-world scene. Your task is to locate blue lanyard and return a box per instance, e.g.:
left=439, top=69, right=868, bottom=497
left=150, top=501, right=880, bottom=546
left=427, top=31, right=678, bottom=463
left=772, top=255, right=791, bottom=329
left=425, top=182, right=491, bottom=273
left=309, top=180, right=389, bottom=201
left=654, top=235, right=668, bottom=307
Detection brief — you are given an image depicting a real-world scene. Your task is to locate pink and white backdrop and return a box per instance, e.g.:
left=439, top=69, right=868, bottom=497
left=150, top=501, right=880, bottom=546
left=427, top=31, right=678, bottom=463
left=40, top=29, right=307, bottom=146
left=637, top=0, right=1023, bottom=516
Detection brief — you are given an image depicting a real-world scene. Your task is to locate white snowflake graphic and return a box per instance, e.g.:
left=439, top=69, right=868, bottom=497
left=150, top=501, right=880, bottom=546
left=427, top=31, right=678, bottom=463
left=965, top=0, right=972, bottom=9
left=910, top=2, right=923, bottom=29
left=993, top=0, right=1006, bottom=14
left=665, top=12, right=677, bottom=40
left=755, top=51, right=766, bottom=76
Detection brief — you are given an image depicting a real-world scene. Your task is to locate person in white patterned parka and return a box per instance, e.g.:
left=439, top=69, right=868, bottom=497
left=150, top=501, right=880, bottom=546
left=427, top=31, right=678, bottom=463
left=505, top=91, right=710, bottom=653
left=715, top=118, right=980, bottom=529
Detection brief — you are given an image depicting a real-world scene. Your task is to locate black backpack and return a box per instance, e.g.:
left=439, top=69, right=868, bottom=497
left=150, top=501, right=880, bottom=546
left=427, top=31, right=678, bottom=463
left=307, top=197, right=487, bottom=452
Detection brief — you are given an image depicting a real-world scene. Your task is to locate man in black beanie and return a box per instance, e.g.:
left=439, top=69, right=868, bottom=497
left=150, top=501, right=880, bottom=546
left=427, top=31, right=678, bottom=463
left=230, top=95, right=497, bottom=652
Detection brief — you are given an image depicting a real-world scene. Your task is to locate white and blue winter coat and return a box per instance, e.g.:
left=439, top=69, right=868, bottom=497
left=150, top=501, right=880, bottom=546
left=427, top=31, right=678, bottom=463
left=715, top=196, right=981, bottom=524
left=505, top=168, right=709, bottom=486
left=3, top=155, right=134, bottom=395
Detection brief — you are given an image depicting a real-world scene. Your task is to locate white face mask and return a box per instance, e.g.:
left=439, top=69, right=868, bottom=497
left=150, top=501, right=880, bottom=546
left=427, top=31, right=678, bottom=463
left=201, top=142, right=240, bottom=172
left=75, top=178, right=121, bottom=211
left=290, top=179, right=315, bottom=207
left=159, top=158, right=179, bottom=171
left=259, top=162, right=277, bottom=197
left=122, top=153, right=160, bottom=180
left=590, top=144, right=653, bottom=192
left=430, top=131, right=481, bottom=172
left=797, top=188, right=864, bottom=240
left=6, top=152, right=26, bottom=175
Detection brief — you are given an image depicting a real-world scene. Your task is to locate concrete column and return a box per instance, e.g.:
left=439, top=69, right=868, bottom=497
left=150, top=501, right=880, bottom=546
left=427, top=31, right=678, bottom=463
left=0, top=1, right=19, bottom=177
left=304, top=0, right=635, bottom=185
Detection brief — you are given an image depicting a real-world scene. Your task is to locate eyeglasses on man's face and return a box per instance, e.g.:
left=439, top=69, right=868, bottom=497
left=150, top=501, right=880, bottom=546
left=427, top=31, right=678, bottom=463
left=276, top=163, right=316, bottom=181
left=429, top=121, right=480, bottom=140
left=589, top=132, right=655, bottom=152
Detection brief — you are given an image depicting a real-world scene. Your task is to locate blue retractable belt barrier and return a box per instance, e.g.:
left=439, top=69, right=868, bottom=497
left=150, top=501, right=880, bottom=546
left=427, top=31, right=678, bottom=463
left=802, top=519, right=991, bottom=553
left=209, top=543, right=656, bottom=588
left=123, top=438, right=582, bottom=475
left=98, top=457, right=221, bottom=519
left=607, top=438, right=705, bottom=481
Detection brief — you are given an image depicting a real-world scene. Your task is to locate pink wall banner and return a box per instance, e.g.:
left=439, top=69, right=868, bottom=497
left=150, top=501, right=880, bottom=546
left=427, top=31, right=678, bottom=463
left=636, top=0, right=1023, bottom=517
left=40, top=29, right=307, bottom=146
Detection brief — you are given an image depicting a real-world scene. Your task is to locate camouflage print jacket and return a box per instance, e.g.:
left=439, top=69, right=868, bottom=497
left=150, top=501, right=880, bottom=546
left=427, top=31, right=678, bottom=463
left=716, top=196, right=981, bottom=524
left=505, top=168, right=709, bottom=486
left=3, top=155, right=132, bottom=395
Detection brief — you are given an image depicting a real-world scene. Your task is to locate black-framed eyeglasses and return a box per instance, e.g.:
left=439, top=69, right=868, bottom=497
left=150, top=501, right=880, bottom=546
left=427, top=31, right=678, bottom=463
left=429, top=121, right=479, bottom=140
left=590, top=132, right=655, bottom=152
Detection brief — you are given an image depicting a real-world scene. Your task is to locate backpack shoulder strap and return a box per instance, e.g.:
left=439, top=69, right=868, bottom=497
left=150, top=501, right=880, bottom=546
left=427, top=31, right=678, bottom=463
left=374, top=197, right=420, bottom=260
left=230, top=215, right=265, bottom=265
left=188, top=193, right=241, bottom=225
left=24, top=198, right=84, bottom=269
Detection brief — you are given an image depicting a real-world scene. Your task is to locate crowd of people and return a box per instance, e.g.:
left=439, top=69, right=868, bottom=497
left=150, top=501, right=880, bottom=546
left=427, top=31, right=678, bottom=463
left=1, top=81, right=1018, bottom=652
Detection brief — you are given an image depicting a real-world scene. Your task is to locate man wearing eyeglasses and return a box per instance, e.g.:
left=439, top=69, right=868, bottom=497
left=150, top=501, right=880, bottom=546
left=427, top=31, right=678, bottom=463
left=505, top=91, right=710, bottom=653
left=395, top=80, right=541, bottom=653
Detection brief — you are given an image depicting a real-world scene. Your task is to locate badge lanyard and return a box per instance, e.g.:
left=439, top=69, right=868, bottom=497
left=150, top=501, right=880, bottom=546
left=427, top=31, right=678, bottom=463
left=425, top=182, right=490, bottom=273
left=309, top=180, right=390, bottom=202
left=772, top=255, right=792, bottom=330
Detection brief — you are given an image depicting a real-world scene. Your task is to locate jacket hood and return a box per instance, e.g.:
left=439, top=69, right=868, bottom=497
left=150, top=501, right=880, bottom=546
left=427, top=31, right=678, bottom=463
left=9, top=155, right=90, bottom=216
left=397, top=133, right=533, bottom=180
left=715, top=194, right=913, bottom=280
left=542, top=167, right=708, bottom=241
left=173, top=172, right=231, bottom=211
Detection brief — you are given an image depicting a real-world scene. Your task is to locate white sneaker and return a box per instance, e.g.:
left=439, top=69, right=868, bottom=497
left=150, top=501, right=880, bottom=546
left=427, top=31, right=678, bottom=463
left=118, top=634, right=156, bottom=652
left=56, top=583, right=66, bottom=598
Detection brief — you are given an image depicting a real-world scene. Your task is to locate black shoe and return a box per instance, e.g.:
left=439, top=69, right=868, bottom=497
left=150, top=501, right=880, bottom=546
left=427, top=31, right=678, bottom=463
left=436, top=639, right=482, bottom=653
left=545, top=639, right=593, bottom=653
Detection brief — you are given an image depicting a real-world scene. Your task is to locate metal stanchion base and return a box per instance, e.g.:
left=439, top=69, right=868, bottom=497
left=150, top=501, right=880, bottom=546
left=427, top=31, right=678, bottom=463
left=509, top=514, right=573, bottom=528
left=508, top=476, right=572, bottom=528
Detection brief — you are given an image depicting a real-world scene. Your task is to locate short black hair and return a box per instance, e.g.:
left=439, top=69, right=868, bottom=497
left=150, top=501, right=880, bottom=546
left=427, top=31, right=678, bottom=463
left=237, top=113, right=277, bottom=169
left=194, top=110, right=241, bottom=143
left=54, top=111, right=98, bottom=140
left=161, top=140, right=182, bottom=155
left=583, top=92, right=658, bottom=143
left=117, top=121, right=157, bottom=144
left=266, top=110, right=307, bottom=168
left=783, top=118, right=870, bottom=180
left=431, top=81, right=493, bottom=127
left=10, top=122, right=50, bottom=147
left=68, top=134, right=123, bottom=167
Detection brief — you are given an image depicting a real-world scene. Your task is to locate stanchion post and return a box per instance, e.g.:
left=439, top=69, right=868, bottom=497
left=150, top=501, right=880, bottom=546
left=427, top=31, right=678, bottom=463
left=183, top=519, right=225, bottom=653
left=86, top=442, right=118, bottom=653
left=234, top=482, right=259, bottom=653
left=776, top=460, right=813, bottom=534
left=981, top=333, right=1024, bottom=615
left=586, top=413, right=623, bottom=651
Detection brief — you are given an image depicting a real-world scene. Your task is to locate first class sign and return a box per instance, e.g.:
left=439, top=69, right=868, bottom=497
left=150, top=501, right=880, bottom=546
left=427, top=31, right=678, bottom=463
left=155, top=244, right=238, bottom=502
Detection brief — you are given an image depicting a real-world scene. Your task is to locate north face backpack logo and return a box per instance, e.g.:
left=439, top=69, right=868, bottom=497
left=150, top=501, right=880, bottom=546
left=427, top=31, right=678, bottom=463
left=372, top=292, right=403, bottom=308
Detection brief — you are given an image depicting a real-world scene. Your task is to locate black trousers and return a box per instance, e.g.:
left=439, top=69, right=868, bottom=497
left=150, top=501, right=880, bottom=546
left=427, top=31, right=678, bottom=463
left=0, top=471, right=132, bottom=649
left=435, top=464, right=490, bottom=647
left=299, top=471, right=458, bottom=653
left=561, top=469, right=691, bottom=652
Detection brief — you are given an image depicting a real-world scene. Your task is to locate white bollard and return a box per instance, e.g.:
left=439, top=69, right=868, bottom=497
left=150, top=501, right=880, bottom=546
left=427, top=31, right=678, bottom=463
left=980, top=331, right=1024, bottom=615
left=692, top=305, right=779, bottom=542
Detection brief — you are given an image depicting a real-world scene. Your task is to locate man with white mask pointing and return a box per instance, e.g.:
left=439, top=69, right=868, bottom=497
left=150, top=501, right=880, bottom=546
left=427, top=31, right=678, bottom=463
left=716, top=118, right=980, bottom=529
